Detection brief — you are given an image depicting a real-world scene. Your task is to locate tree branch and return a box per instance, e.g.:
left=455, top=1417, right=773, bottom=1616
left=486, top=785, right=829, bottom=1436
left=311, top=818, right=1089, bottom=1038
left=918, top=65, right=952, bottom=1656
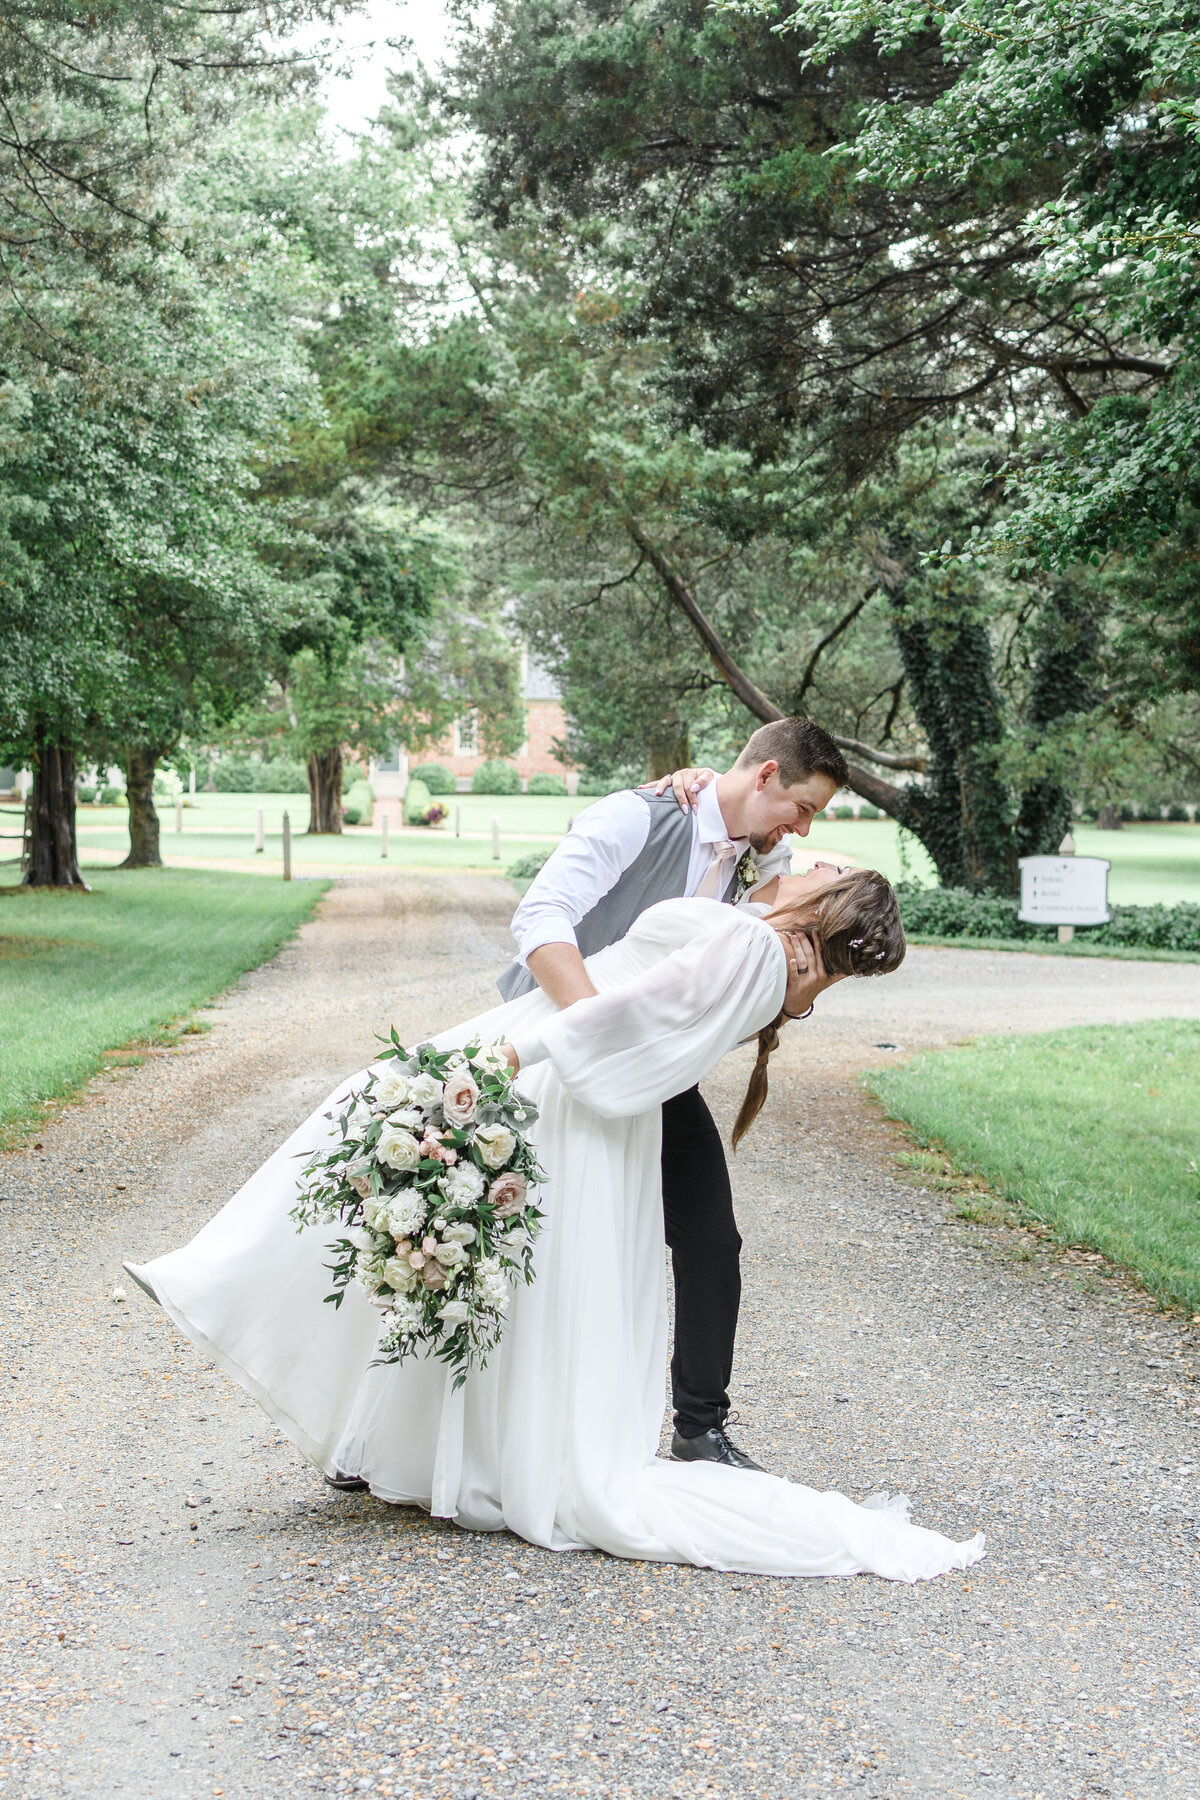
left=793, top=592, right=871, bottom=708
left=622, top=513, right=912, bottom=811
left=831, top=733, right=927, bottom=772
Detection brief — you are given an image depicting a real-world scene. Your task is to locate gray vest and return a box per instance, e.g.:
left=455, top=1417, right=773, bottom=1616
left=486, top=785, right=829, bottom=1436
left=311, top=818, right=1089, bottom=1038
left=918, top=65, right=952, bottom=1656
left=497, top=790, right=739, bottom=1000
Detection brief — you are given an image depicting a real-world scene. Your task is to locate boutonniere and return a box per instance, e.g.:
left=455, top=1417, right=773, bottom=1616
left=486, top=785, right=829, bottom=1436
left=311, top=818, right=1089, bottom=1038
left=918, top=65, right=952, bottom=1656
left=734, top=847, right=760, bottom=899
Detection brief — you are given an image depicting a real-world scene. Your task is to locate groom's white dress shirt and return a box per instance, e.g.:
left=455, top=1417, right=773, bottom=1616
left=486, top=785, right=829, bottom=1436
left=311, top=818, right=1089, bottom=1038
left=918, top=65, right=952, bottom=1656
left=511, top=780, right=793, bottom=970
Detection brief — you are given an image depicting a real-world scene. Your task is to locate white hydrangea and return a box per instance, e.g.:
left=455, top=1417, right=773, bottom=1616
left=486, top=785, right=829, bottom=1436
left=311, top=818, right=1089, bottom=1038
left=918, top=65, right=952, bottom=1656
left=473, top=1256, right=510, bottom=1313
left=385, top=1192, right=428, bottom=1240
left=384, top=1295, right=425, bottom=1334
left=441, top=1162, right=485, bottom=1207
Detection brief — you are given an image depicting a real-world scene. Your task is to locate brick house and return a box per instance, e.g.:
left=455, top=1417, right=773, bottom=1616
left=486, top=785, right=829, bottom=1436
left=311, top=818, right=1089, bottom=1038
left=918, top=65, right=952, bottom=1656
left=371, top=650, right=578, bottom=796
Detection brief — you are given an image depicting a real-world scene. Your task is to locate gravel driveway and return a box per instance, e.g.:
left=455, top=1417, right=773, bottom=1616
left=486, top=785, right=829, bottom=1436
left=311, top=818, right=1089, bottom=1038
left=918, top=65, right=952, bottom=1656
left=3, top=873, right=1199, bottom=1800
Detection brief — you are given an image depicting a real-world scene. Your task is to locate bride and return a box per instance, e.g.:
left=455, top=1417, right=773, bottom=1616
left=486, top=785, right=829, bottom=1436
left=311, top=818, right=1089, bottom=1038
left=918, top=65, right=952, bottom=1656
left=127, top=869, right=985, bottom=1583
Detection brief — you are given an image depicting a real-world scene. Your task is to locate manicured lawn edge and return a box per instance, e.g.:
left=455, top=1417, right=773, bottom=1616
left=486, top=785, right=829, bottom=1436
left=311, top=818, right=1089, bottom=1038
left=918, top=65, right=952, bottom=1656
left=0, top=871, right=331, bottom=1150
left=905, top=932, right=1200, bottom=964
left=864, top=1020, right=1200, bottom=1317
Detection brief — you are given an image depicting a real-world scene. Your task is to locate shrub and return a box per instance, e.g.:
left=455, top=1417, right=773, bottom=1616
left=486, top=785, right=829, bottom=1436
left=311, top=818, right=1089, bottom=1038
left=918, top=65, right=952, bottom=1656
left=343, top=779, right=374, bottom=827
left=858, top=804, right=881, bottom=820
left=577, top=774, right=622, bottom=797
left=834, top=804, right=855, bottom=819
left=76, top=785, right=97, bottom=804
left=212, top=758, right=258, bottom=792
left=342, top=760, right=369, bottom=791
left=99, top=784, right=126, bottom=807
left=1167, top=803, right=1191, bottom=823
left=404, top=778, right=438, bottom=826
left=471, top=759, right=521, bottom=795
left=260, top=759, right=308, bottom=794
left=508, top=847, right=552, bottom=882
left=527, top=771, right=568, bottom=796
left=896, top=883, right=1200, bottom=954
left=1118, top=802, right=1135, bottom=822
left=412, top=762, right=456, bottom=795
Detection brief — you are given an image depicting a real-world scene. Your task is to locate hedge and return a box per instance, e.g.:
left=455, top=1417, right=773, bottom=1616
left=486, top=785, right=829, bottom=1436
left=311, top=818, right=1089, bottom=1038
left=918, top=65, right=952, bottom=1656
left=213, top=756, right=308, bottom=793
left=898, top=883, right=1200, bottom=955
left=471, top=759, right=521, bottom=796
left=412, top=762, right=457, bottom=795
left=527, top=771, right=568, bottom=796
left=508, top=847, right=553, bottom=882
left=342, top=779, right=374, bottom=827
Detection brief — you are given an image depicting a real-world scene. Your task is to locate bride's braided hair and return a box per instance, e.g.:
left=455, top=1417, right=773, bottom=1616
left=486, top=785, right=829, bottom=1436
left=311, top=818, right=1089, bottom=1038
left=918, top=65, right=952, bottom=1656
left=731, top=869, right=906, bottom=1149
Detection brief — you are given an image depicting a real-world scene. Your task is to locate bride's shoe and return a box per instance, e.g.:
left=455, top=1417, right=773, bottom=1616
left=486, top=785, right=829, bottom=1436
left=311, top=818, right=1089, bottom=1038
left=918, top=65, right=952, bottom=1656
left=323, top=1471, right=370, bottom=1492
left=670, top=1424, right=765, bottom=1474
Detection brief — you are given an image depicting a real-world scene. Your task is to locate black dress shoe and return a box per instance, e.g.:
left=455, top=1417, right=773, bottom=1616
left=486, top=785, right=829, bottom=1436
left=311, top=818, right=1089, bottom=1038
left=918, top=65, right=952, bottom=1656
left=670, top=1426, right=765, bottom=1473
left=324, top=1470, right=369, bottom=1491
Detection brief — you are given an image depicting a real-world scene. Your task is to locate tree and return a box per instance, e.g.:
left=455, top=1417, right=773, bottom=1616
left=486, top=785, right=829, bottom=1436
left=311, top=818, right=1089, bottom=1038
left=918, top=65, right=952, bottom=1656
left=433, top=0, right=1169, bottom=888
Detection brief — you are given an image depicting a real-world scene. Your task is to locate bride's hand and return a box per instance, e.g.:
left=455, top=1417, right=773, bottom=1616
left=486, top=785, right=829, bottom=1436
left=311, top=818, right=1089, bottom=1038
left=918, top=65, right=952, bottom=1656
left=502, top=1041, right=520, bottom=1073
left=781, top=930, right=843, bottom=1018
left=641, top=766, right=718, bottom=811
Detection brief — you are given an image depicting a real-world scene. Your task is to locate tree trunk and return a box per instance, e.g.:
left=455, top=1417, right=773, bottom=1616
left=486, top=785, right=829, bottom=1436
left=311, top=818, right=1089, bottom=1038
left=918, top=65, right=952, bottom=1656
left=307, top=747, right=344, bottom=834
left=1015, top=585, right=1101, bottom=858
left=645, top=723, right=690, bottom=781
left=889, top=579, right=1020, bottom=895
left=22, top=739, right=87, bottom=889
left=119, top=745, right=164, bottom=869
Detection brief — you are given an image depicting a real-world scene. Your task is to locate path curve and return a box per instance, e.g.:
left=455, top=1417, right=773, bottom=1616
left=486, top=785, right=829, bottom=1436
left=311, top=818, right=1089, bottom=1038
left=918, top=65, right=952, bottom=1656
left=3, top=874, right=1198, bottom=1800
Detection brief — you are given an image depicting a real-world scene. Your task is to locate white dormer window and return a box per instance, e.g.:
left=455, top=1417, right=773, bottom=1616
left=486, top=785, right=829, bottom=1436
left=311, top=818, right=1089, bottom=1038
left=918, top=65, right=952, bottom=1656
left=454, top=712, right=478, bottom=756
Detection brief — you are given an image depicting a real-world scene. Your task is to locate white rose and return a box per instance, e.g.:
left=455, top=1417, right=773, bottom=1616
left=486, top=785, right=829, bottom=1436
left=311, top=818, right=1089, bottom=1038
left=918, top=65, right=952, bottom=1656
left=444, top=1050, right=468, bottom=1072
left=373, top=1070, right=412, bottom=1110
left=383, top=1255, right=420, bottom=1293
left=435, top=1239, right=469, bottom=1269
left=409, top=1072, right=444, bottom=1109
left=376, top=1125, right=421, bottom=1172
left=474, top=1123, right=517, bottom=1169
left=346, top=1099, right=374, bottom=1135
left=498, top=1226, right=530, bottom=1256
left=439, top=1298, right=471, bottom=1328
left=344, top=1226, right=374, bottom=1252
left=441, top=1221, right=476, bottom=1246
left=362, top=1193, right=390, bottom=1232
left=441, top=1162, right=485, bottom=1207
left=442, top=1070, right=480, bottom=1128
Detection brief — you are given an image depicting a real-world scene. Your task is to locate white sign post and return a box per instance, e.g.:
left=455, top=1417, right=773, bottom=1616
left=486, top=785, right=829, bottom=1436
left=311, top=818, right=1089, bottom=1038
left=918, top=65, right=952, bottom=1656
left=1018, top=838, right=1110, bottom=944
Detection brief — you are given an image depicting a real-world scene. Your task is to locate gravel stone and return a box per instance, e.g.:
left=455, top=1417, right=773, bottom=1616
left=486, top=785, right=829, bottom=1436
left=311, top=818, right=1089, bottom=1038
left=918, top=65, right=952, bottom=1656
left=2, top=874, right=1199, bottom=1800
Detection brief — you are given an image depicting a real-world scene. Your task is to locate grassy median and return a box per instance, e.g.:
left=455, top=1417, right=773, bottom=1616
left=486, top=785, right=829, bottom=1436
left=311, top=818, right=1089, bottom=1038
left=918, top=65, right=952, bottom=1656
left=866, top=1019, right=1200, bottom=1314
left=0, top=867, right=328, bottom=1146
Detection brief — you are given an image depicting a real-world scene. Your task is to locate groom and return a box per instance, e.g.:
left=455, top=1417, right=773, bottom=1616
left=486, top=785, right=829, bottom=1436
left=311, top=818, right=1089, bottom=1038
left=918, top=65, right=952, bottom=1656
left=499, top=716, right=847, bottom=1471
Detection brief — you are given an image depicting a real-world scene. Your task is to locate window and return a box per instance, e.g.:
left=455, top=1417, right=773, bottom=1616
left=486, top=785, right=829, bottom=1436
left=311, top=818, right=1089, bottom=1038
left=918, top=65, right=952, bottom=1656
left=376, top=746, right=402, bottom=774
left=454, top=713, right=478, bottom=756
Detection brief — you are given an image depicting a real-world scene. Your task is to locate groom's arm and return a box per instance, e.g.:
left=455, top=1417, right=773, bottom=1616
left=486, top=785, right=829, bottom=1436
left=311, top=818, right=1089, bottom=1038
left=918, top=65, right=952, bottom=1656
left=512, top=790, right=653, bottom=1010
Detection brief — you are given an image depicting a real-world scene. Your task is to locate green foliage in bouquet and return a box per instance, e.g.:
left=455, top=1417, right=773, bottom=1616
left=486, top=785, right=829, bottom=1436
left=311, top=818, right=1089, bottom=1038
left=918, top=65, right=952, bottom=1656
left=292, top=1036, right=547, bottom=1386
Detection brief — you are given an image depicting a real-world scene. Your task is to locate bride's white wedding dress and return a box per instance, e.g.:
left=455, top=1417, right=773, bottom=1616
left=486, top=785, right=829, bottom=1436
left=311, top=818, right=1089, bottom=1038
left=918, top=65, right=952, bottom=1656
left=128, top=897, right=984, bottom=1582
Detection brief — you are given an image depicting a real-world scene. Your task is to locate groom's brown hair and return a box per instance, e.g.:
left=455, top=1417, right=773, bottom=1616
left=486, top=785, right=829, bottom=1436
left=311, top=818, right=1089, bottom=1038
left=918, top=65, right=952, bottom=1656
left=735, top=717, right=848, bottom=791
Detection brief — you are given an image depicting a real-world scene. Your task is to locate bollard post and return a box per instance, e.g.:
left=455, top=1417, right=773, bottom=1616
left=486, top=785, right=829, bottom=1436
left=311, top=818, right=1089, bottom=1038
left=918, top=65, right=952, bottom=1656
left=188, top=766, right=196, bottom=801
left=381, top=814, right=389, bottom=859
left=282, top=810, right=292, bottom=881
left=1057, top=831, right=1075, bottom=942
left=566, top=814, right=574, bottom=833
left=175, top=797, right=183, bottom=834
left=454, top=804, right=461, bottom=838
left=492, top=818, right=501, bottom=861
left=255, top=808, right=265, bottom=854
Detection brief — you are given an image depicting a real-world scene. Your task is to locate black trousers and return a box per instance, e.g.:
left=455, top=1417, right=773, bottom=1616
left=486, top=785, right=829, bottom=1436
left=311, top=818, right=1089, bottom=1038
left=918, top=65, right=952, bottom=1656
left=660, top=1085, right=741, bottom=1438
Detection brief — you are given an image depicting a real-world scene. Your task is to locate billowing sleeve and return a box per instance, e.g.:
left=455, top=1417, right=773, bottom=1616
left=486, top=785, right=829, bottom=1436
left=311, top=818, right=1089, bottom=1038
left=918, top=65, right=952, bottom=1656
left=509, top=911, right=786, bottom=1118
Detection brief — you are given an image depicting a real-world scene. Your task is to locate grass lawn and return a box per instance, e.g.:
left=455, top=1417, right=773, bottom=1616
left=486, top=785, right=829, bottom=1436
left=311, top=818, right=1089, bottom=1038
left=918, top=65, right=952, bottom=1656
left=0, top=867, right=328, bottom=1146
left=866, top=1019, right=1200, bottom=1314
left=63, top=795, right=1200, bottom=902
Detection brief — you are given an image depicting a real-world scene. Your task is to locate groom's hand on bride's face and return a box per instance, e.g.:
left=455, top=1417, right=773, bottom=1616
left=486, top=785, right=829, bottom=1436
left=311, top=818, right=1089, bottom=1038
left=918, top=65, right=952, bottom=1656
left=782, top=930, right=844, bottom=1018
left=643, top=766, right=718, bottom=811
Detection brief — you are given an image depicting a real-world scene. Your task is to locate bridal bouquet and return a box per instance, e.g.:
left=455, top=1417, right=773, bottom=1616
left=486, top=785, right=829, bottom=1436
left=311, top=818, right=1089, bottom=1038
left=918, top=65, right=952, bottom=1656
left=291, top=1034, right=546, bottom=1386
